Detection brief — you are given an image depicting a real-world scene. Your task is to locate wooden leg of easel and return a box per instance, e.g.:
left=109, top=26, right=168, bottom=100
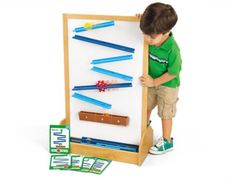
left=138, top=126, right=153, bottom=166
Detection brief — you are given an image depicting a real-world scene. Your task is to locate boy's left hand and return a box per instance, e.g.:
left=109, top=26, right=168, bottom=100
left=139, top=75, right=154, bottom=87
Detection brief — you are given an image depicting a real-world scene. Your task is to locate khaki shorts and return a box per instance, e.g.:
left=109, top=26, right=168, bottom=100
left=148, top=86, right=179, bottom=119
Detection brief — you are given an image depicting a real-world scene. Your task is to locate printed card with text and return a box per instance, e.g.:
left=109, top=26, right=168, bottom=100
left=50, top=125, right=70, bottom=154
left=70, top=155, right=84, bottom=171
left=90, top=158, right=112, bottom=174
left=81, top=157, right=97, bottom=172
left=49, top=155, right=71, bottom=170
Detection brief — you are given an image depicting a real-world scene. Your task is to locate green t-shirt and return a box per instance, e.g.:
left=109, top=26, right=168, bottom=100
left=149, top=33, right=182, bottom=88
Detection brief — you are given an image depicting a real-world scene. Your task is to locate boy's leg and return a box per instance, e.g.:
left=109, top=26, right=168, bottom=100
left=157, top=86, right=179, bottom=139
left=162, top=118, right=172, bottom=143
left=149, top=86, right=178, bottom=155
left=147, top=87, right=157, bottom=124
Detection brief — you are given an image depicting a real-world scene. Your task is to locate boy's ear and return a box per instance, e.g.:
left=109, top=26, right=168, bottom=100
left=163, top=31, right=171, bottom=35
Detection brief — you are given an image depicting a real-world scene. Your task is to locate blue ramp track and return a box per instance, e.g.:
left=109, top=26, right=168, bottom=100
left=72, top=83, right=132, bottom=91
left=72, top=35, right=135, bottom=53
left=73, top=21, right=115, bottom=32
left=91, top=54, right=133, bottom=64
left=72, top=92, right=112, bottom=109
left=91, top=66, right=133, bottom=81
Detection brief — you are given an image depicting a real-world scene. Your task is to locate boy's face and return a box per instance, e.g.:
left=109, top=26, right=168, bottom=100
left=143, top=33, right=164, bottom=46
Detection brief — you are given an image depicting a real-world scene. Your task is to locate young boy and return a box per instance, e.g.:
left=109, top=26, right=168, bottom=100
left=139, top=2, right=182, bottom=155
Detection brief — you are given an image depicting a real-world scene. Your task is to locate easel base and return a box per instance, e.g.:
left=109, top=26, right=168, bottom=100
left=60, top=118, right=153, bottom=166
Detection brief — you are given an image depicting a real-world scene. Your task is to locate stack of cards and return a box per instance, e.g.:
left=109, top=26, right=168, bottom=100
left=50, top=154, right=111, bottom=174
left=49, top=125, right=112, bottom=174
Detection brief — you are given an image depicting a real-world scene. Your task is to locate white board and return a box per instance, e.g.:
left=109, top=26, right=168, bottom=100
left=67, top=18, right=145, bottom=145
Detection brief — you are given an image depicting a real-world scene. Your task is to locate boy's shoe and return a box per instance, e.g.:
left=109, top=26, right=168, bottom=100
left=149, top=137, right=174, bottom=155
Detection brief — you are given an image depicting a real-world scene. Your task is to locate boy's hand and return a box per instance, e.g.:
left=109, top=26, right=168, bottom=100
left=139, top=75, right=155, bottom=87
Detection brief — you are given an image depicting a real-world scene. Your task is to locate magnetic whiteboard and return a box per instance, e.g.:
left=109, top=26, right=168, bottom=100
left=66, top=16, right=146, bottom=145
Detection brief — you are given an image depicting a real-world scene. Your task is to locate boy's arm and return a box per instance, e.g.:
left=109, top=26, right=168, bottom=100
left=139, top=73, right=176, bottom=87
left=140, top=47, right=181, bottom=87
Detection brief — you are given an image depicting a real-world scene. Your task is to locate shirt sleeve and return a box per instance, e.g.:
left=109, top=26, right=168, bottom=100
left=167, top=49, right=182, bottom=75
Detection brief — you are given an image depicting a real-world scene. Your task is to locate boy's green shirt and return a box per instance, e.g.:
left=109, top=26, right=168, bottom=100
left=149, top=33, right=182, bottom=88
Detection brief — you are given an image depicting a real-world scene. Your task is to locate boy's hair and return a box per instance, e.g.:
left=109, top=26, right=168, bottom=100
left=140, top=2, right=178, bottom=35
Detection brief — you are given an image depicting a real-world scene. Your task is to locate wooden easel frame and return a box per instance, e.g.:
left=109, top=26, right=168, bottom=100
left=60, top=14, right=153, bottom=166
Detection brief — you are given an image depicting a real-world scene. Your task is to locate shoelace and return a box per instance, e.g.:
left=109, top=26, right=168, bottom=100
left=155, top=137, right=164, bottom=147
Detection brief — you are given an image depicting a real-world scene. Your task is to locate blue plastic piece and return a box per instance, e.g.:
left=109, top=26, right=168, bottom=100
left=72, top=35, right=135, bottom=53
left=91, top=66, right=133, bottom=81
left=73, top=21, right=115, bottom=32
left=91, top=54, right=133, bottom=64
left=73, top=27, right=86, bottom=33
left=70, top=137, right=139, bottom=152
left=95, top=143, right=136, bottom=152
left=73, top=85, right=97, bottom=91
left=81, top=137, right=138, bottom=152
left=70, top=137, right=82, bottom=143
left=81, top=141, right=136, bottom=152
left=105, top=83, right=132, bottom=89
left=72, top=83, right=132, bottom=91
left=72, top=92, right=112, bottom=109
left=92, top=21, right=114, bottom=29
left=82, top=137, right=138, bottom=147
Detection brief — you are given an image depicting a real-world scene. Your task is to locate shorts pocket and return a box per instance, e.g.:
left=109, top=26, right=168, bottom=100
left=158, top=98, right=179, bottom=119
